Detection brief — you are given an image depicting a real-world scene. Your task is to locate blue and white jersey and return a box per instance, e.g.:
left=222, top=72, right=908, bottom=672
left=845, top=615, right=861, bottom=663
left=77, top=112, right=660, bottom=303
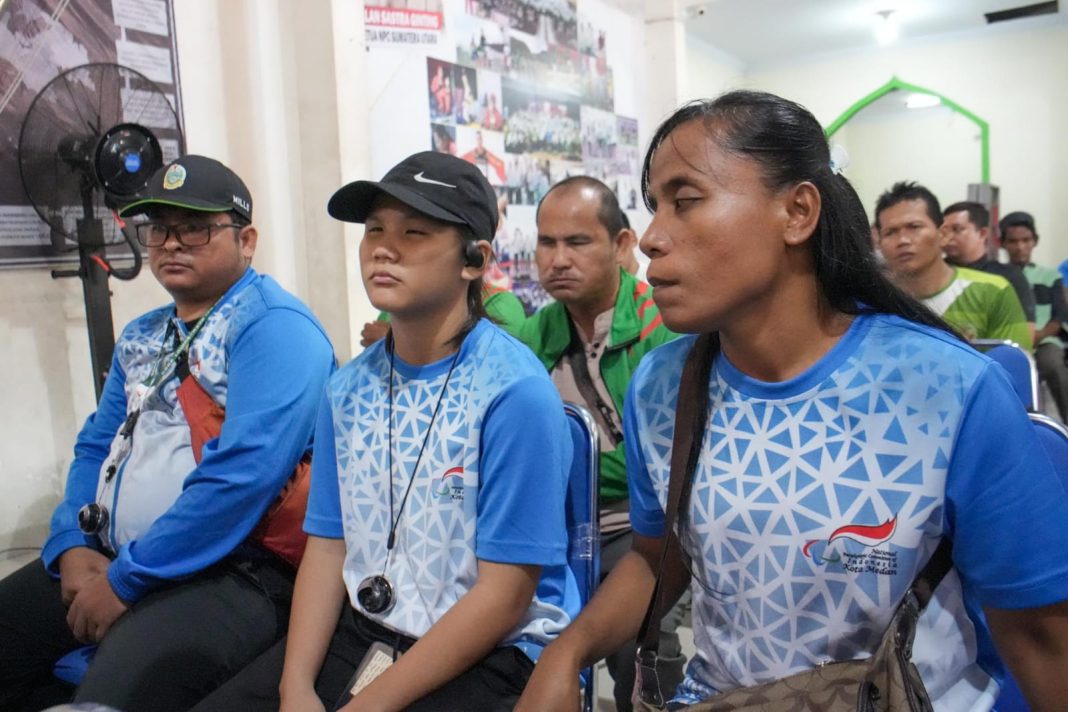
left=43, top=268, right=335, bottom=603
left=307, top=319, right=580, bottom=656
left=627, top=313, right=1068, bottom=711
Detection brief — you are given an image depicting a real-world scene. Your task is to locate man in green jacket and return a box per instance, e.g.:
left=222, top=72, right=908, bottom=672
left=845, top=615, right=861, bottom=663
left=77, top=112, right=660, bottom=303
left=518, top=176, right=678, bottom=711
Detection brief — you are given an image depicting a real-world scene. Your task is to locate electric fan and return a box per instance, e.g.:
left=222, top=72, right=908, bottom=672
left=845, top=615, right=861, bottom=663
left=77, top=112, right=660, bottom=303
left=17, top=63, right=184, bottom=399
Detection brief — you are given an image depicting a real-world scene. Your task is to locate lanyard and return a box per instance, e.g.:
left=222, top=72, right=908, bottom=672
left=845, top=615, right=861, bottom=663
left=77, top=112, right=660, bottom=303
left=142, top=302, right=219, bottom=390
left=106, top=301, right=220, bottom=483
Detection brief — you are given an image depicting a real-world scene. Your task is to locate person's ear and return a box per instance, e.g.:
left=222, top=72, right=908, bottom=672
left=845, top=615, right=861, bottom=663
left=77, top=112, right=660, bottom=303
left=239, top=225, right=258, bottom=263
left=782, top=182, right=820, bottom=247
left=461, top=240, right=492, bottom=281
left=614, top=228, right=640, bottom=274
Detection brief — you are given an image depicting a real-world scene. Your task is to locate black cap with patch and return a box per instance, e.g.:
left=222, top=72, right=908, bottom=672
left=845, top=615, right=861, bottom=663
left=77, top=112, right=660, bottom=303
left=327, top=151, right=498, bottom=241
left=118, top=155, right=253, bottom=221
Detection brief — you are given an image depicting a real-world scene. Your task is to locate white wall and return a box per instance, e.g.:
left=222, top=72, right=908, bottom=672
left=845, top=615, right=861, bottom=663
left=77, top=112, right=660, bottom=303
left=842, top=105, right=980, bottom=226
left=0, top=0, right=369, bottom=552
left=734, top=21, right=1068, bottom=266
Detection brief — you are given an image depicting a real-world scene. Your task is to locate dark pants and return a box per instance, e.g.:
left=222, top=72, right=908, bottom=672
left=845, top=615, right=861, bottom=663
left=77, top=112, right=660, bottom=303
left=191, top=606, right=533, bottom=711
left=601, top=529, right=688, bottom=712
left=0, top=556, right=292, bottom=712
left=1036, top=342, right=1068, bottom=422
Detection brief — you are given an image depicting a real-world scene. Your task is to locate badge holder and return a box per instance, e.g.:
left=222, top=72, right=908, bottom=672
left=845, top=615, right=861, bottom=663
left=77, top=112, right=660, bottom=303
left=332, top=641, right=400, bottom=711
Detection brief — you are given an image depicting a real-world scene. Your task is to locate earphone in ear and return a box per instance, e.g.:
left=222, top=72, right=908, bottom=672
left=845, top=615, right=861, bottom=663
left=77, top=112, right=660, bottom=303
left=463, top=241, right=485, bottom=268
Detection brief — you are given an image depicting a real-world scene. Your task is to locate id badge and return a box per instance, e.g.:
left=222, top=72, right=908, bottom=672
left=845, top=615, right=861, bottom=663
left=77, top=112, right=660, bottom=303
left=332, top=641, right=399, bottom=711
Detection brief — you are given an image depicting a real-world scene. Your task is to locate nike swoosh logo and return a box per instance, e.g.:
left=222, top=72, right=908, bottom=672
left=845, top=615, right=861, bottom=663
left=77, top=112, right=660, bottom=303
left=413, top=172, right=456, bottom=188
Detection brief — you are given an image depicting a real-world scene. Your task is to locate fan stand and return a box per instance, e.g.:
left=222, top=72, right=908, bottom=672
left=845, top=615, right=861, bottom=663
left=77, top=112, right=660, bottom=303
left=51, top=186, right=116, bottom=400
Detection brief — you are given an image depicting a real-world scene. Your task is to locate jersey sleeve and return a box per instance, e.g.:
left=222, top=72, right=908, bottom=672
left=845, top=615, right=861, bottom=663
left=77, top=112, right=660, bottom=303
left=625, top=375, right=668, bottom=538
left=304, top=390, right=344, bottom=538
left=945, top=362, right=1068, bottom=610
left=475, top=375, right=569, bottom=565
left=42, top=350, right=129, bottom=573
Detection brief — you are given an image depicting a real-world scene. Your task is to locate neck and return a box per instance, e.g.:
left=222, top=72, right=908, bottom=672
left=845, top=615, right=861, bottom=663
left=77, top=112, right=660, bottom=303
left=719, top=268, right=853, bottom=383
left=389, top=296, right=472, bottom=365
left=175, top=297, right=217, bottom=322
left=897, top=260, right=955, bottom=300
left=566, top=280, right=619, bottom=342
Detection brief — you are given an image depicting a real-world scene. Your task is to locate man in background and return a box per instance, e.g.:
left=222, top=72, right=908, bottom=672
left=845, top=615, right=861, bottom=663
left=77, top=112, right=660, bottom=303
left=876, top=182, right=1031, bottom=349
left=1000, top=210, right=1068, bottom=422
left=519, top=176, right=680, bottom=711
left=942, top=200, right=1035, bottom=331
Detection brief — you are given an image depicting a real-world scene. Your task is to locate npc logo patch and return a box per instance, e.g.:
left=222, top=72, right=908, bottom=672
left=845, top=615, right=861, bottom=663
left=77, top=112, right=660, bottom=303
left=803, top=515, right=899, bottom=575
left=435, top=466, right=464, bottom=502
left=163, top=164, right=187, bottom=190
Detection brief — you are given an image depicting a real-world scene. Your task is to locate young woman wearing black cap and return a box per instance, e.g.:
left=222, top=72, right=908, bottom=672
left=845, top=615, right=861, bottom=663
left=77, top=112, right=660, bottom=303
left=193, top=152, right=579, bottom=712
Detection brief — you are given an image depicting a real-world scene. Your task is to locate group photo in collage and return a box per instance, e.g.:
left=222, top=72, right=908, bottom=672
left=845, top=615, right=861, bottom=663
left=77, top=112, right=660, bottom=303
left=424, top=0, right=634, bottom=313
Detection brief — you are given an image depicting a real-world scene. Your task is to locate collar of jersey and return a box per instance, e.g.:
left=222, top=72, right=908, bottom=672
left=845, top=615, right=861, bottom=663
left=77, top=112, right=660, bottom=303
left=715, top=312, right=873, bottom=400
left=390, top=318, right=487, bottom=380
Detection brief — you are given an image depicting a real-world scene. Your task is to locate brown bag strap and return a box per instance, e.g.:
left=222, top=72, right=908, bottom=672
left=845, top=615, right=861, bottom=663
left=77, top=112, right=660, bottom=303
left=636, top=334, right=715, bottom=707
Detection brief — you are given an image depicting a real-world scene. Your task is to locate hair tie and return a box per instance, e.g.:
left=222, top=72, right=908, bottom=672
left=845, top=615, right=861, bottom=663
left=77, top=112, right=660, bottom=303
left=829, top=144, right=850, bottom=176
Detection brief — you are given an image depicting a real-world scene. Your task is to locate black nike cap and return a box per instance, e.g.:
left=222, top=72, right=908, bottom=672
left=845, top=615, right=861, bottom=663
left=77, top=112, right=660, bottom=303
left=327, top=151, right=498, bottom=241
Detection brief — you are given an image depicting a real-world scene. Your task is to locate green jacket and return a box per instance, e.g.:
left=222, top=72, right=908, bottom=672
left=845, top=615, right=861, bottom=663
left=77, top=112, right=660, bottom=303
left=517, top=269, right=676, bottom=502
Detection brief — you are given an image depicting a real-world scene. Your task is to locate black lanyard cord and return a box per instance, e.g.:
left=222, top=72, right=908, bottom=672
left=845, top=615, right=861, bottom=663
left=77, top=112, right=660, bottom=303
left=384, top=341, right=463, bottom=553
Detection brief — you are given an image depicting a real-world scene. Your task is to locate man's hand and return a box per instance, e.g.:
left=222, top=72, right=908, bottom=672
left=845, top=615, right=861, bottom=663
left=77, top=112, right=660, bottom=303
left=58, top=547, right=110, bottom=607
left=360, top=321, right=390, bottom=348
left=66, top=573, right=129, bottom=643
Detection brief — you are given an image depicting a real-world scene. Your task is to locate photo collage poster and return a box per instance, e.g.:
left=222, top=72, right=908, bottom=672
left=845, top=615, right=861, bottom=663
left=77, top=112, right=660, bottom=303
left=412, top=0, right=639, bottom=313
left=0, top=0, right=183, bottom=266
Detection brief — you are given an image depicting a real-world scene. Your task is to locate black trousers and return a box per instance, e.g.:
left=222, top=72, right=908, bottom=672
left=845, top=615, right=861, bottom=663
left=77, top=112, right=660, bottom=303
left=0, top=556, right=292, bottom=712
left=191, top=605, right=534, bottom=712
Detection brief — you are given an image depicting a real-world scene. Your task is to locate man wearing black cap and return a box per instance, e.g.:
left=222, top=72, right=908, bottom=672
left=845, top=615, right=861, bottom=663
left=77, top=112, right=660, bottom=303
left=194, top=151, right=577, bottom=712
left=1001, top=210, right=1068, bottom=422
left=0, top=155, right=335, bottom=711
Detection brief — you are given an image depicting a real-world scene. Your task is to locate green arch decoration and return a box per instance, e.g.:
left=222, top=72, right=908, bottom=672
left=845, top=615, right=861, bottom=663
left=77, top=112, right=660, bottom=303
left=824, top=76, right=990, bottom=183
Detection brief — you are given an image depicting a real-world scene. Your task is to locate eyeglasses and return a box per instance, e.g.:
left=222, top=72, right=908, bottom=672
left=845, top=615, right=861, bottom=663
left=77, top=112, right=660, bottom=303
left=134, top=221, right=244, bottom=248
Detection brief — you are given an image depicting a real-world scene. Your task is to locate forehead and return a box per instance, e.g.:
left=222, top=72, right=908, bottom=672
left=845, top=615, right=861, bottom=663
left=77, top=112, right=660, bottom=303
left=880, top=199, right=935, bottom=227
left=647, top=119, right=759, bottom=195
left=538, top=187, right=605, bottom=231
left=943, top=210, right=975, bottom=227
left=1004, top=225, right=1036, bottom=240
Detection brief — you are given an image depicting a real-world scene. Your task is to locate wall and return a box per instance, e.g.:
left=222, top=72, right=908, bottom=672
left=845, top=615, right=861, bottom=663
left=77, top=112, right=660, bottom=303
left=736, top=21, right=1068, bottom=266
left=842, top=105, right=980, bottom=226
left=0, top=0, right=369, bottom=552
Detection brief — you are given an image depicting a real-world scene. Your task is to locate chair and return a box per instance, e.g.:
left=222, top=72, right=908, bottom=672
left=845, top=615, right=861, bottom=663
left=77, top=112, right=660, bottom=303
left=972, top=339, right=1039, bottom=410
left=564, top=402, right=601, bottom=712
left=53, top=644, right=97, bottom=686
left=1029, top=412, right=1068, bottom=491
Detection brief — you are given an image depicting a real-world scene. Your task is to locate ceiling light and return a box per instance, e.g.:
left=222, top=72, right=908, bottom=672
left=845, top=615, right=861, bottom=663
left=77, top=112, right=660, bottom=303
left=905, top=93, right=940, bottom=109
left=874, top=10, right=899, bottom=45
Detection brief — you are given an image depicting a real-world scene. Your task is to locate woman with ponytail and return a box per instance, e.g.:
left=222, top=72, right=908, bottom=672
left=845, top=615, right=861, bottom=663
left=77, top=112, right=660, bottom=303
left=517, top=91, right=1068, bottom=711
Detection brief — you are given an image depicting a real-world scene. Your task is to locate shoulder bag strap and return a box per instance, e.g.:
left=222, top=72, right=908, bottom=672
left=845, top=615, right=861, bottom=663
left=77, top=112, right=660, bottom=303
left=635, top=333, right=715, bottom=707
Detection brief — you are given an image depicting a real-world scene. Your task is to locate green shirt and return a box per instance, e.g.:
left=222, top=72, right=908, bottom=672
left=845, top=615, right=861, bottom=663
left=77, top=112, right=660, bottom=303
left=1023, top=263, right=1067, bottom=348
left=923, top=266, right=1033, bottom=349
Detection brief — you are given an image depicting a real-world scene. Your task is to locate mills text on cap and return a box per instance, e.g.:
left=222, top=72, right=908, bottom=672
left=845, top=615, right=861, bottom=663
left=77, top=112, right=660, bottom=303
left=118, top=155, right=253, bottom=221
left=327, top=151, right=498, bottom=242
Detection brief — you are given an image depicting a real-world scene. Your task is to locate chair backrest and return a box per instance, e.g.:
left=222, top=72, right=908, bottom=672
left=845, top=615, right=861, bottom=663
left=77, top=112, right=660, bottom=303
left=563, top=402, right=600, bottom=712
left=1029, top=412, right=1068, bottom=492
left=563, top=402, right=601, bottom=607
left=972, top=339, right=1039, bottom=410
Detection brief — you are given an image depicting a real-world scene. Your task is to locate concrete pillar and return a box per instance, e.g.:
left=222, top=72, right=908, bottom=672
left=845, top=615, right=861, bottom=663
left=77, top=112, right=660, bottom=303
left=642, top=0, right=688, bottom=138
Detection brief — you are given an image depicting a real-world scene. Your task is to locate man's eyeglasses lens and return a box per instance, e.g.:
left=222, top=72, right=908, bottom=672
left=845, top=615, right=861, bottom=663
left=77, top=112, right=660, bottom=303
left=135, top=222, right=242, bottom=247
